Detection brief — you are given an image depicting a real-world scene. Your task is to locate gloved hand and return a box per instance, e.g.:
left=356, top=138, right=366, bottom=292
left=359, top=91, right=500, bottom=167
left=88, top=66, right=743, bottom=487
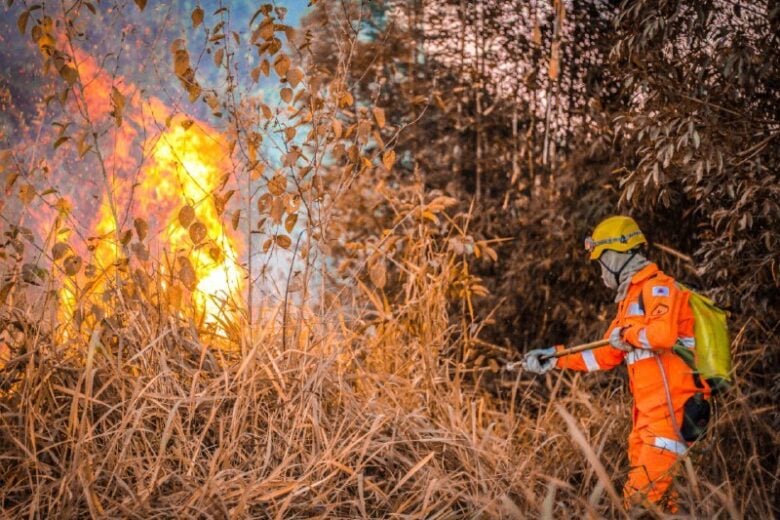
left=608, top=327, right=633, bottom=352
left=522, top=347, right=558, bottom=374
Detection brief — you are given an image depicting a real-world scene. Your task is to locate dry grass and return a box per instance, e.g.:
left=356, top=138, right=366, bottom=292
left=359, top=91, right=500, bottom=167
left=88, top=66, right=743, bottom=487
left=0, top=193, right=776, bottom=519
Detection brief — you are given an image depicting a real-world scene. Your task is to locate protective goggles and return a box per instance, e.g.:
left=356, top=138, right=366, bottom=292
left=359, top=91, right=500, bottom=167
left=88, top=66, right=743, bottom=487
left=584, top=230, right=642, bottom=252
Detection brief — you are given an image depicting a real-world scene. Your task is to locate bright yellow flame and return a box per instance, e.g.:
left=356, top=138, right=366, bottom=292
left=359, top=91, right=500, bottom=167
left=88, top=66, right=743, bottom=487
left=149, top=124, right=243, bottom=324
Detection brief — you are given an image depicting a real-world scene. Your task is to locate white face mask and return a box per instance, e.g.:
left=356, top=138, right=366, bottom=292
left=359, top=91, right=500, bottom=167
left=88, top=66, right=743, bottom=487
left=598, top=250, right=628, bottom=290
left=597, top=249, right=651, bottom=301
left=600, top=260, right=618, bottom=290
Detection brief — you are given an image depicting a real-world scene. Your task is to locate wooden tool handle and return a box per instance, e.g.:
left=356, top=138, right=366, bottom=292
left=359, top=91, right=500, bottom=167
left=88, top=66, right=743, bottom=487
left=540, top=338, right=610, bottom=360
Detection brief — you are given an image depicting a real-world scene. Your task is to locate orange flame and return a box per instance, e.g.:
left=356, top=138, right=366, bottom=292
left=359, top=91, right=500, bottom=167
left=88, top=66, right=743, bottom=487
left=56, top=52, right=243, bottom=332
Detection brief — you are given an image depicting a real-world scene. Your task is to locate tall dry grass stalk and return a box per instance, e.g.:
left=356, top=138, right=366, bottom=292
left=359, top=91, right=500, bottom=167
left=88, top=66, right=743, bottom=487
left=0, top=184, right=776, bottom=519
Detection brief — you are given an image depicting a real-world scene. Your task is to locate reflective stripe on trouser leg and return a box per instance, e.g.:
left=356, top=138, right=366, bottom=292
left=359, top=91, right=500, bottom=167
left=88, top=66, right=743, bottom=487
left=653, top=436, right=687, bottom=455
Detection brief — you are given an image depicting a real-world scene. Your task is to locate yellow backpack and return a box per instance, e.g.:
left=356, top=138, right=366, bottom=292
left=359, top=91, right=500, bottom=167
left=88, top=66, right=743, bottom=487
left=673, top=287, right=733, bottom=395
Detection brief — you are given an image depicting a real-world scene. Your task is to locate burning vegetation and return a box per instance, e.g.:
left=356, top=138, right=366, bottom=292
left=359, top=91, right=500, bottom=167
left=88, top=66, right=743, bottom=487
left=1, top=0, right=778, bottom=518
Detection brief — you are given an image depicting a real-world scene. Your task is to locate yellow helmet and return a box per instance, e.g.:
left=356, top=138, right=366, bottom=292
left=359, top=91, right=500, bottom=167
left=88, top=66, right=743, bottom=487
left=585, top=216, right=647, bottom=260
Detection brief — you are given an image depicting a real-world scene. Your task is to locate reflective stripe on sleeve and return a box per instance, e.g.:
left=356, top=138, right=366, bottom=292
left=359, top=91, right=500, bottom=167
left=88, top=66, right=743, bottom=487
left=627, top=302, right=644, bottom=316
left=653, top=436, right=687, bottom=455
left=638, top=328, right=652, bottom=349
left=678, top=336, right=695, bottom=348
left=582, top=349, right=600, bottom=372
left=625, top=348, right=654, bottom=365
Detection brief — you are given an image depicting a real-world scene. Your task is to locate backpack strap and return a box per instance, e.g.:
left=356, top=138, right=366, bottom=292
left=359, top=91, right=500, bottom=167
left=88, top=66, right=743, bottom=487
left=639, top=273, right=705, bottom=389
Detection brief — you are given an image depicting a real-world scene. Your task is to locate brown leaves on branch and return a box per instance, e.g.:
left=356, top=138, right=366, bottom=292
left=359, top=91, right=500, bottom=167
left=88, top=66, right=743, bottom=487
left=171, top=40, right=201, bottom=103
left=268, top=174, right=287, bottom=196
left=110, top=87, right=125, bottom=127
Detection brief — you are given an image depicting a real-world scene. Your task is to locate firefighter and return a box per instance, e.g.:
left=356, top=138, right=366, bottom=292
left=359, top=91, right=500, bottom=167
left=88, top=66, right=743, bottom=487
left=522, top=216, right=709, bottom=511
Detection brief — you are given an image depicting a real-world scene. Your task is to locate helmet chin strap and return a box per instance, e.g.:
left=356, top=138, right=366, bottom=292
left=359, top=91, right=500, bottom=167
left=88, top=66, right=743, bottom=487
left=599, top=250, right=638, bottom=289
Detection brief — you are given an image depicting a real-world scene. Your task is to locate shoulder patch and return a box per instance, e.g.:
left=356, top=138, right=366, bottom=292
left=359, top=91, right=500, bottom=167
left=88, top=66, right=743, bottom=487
left=651, top=285, right=670, bottom=297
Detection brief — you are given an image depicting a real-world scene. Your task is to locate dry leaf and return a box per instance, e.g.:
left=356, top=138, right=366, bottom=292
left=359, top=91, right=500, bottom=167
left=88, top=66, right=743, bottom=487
left=382, top=150, right=396, bottom=171
left=177, top=257, right=197, bottom=290
left=372, top=107, right=386, bottom=129
left=59, top=65, right=78, bottom=86
left=17, top=10, right=29, bottom=34
left=287, top=67, right=304, bottom=88
left=179, top=205, right=195, bottom=228
left=131, top=242, right=149, bottom=261
left=257, top=193, right=273, bottom=213
left=273, top=53, right=291, bottom=77
left=18, top=184, right=35, bottom=205
left=63, top=255, right=83, bottom=276
left=369, top=259, right=387, bottom=289
left=53, top=136, right=70, bottom=149
left=52, top=242, right=70, bottom=261
left=332, top=118, right=343, bottom=139
left=192, top=6, right=204, bottom=27
left=285, top=213, right=298, bottom=233
left=275, top=234, right=292, bottom=249
left=256, top=19, right=275, bottom=41
left=111, top=86, right=125, bottom=126
left=214, top=47, right=225, bottom=67
left=284, top=193, right=301, bottom=213
left=339, top=91, right=354, bottom=107
left=270, top=196, right=285, bottom=224
left=357, top=121, right=371, bottom=143
left=268, top=174, right=287, bottom=196
left=251, top=66, right=262, bottom=83
left=251, top=162, right=266, bottom=180
left=189, top=221, right=207, bottom=243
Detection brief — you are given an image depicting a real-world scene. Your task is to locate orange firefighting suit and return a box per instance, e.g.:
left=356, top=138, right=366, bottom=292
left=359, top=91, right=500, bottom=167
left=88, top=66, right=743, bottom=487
left=556, top=263, right=708, bottom=508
